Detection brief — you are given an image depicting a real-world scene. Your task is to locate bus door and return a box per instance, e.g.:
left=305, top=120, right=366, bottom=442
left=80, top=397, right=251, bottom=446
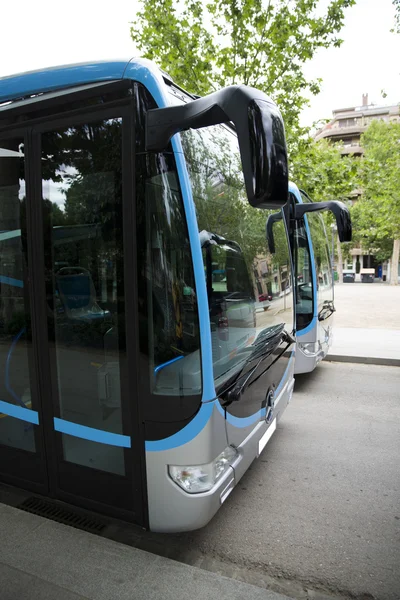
left=306, top=212, right=335, bottom=351
left=182, top=120, right=295, bottom=458
left=0, top=99, right=146, bottom=525
left=201, top=226, right=294, bottom=447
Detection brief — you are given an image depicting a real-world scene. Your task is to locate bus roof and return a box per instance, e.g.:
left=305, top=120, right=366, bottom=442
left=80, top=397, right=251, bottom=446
left=0, top=58, right=166, bottom=104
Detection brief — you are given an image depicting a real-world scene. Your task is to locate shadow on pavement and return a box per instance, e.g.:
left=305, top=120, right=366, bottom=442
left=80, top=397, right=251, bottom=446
left=293, top=363, right=327, bottom=394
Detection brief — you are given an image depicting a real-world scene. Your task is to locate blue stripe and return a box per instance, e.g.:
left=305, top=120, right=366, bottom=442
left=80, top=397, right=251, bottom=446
left=296, top=318, right=316, bottom=337
left=145, top=401, right=214, bottom=451
left=171, top=137, right=215, bottom=402
left=0, top=276, right=23, bottom=288
left=123, top=61, right=215, bottom=404
left=154, top=355, right=184, bottom=374
left=225, top=406, right=263, bottom=428
left=53, top=418, right=131, bottom=447
left=0, top=400, right=39, bottom=424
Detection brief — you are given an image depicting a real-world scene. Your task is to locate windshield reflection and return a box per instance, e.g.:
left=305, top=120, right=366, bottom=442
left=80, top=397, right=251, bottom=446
left=180, top=125, right=294, bottom=387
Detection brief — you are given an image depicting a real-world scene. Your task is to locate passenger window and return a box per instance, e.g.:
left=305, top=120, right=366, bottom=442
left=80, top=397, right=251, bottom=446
left=41, top=117, right=127, bottom=475
left=0, top=137, right=36, bottom=452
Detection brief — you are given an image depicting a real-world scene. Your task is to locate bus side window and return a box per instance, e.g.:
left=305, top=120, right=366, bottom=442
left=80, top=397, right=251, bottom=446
left=136, top=151, right=202, bottom=397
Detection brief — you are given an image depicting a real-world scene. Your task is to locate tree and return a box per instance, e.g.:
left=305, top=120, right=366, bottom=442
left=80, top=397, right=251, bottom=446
left=392, top=0, right=400, bottom=34
left=130, top=0, right=355, bottom=142
left=290, top=137, right=359, bottom=283
left=353, top=120, right=400, bottom=285
left=290, top=137, right=359, bottom=202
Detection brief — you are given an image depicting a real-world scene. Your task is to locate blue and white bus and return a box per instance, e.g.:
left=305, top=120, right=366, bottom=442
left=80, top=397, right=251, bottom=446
left=266, top=182, right=351, bottom=375
left=0, top=58, right=296, bottom=532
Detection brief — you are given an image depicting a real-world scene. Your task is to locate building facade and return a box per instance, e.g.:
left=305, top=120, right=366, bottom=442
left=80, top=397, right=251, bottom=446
left=315, top=95, right=400, bottom=282
left=315, top=93, right=400, bottom=155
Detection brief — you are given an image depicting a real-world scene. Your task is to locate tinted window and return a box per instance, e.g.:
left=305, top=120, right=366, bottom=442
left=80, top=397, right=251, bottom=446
left=181, top=125, right=293, bottom=387
left=41, top=118, right=128, bottom=475
left=294, top=219, right=313, bottom=330
left=0, top=137, right=35, bottom=452
left=136, top=151, right=201, bottom=396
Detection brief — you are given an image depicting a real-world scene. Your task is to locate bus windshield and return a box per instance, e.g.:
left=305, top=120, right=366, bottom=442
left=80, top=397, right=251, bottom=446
left=181, top=124, right=294, bottom=387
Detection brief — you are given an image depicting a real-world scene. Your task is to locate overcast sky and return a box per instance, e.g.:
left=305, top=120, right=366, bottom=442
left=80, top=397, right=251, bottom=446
left=1, top=0, right=399, bottom=126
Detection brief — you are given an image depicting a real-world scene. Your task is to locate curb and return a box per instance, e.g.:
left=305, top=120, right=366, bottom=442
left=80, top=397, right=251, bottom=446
left=325, top=354, right=400, bottom=367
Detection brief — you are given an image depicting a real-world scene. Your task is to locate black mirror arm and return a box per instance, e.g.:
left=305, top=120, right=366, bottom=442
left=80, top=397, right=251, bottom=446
left=146, top=97, right=229, bottom=152
left=294, top=201, right=352, bottom=242
left=265, top=211, right=283, bottom=253
left=145, top=84, right=288, bottom=209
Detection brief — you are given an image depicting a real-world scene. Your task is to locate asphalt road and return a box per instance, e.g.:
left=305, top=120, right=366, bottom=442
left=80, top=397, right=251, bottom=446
left=132, top=362, right=400, bottom=600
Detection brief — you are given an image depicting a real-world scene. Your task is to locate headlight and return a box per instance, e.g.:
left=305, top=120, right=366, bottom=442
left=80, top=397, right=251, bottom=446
left=168, top=446, right=238, bottom=494
left=298, top=341, right=318, bottom=356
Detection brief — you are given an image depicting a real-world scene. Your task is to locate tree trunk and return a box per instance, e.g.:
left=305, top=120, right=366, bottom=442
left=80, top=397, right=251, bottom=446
left=336, top=234, right=343, bottom=284
left=390, top=239, right=400, bottom=285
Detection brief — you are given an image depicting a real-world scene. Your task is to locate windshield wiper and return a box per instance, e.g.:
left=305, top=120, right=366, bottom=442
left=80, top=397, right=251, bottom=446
left=250, top=325, right=286, bottom=361
left=220, top=326, right=293, bottom=405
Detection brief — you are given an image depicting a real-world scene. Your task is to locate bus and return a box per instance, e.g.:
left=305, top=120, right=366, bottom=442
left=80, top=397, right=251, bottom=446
left=0, top=58, right=296, bottom=532
left=0, top=59, right=353, bottom=532
left=266, top=182, right=352, bottom=375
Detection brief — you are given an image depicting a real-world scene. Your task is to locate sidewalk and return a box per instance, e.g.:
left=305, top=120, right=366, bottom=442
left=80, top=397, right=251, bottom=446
left=325, top=284, right=400, bottom=366
left=1, top=503, right=291, bottom=600
left=327, top=327, right=400, bottom=366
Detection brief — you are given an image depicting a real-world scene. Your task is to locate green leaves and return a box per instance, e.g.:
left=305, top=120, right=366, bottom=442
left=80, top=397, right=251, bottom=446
left=349, top=121, right=400, bottom=264
left=393, top=0, right=400, bottom=34
left=130, top=0, right=355, bottom=139
left=290, top=138, right=359, bottom=203
left=131, top=0, right=217, bottom=95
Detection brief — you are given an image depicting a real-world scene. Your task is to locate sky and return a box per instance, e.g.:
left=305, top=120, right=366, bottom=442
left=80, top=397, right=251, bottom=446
left=1, top=0, right=399, bottom=127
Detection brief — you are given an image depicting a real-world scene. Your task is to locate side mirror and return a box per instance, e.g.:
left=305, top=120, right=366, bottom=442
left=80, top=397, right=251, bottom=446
left=265, top=211, right=283, bottom=253
left=294, top=201, right=352, bottom=242
left=146, top=85, right=288, bottom=209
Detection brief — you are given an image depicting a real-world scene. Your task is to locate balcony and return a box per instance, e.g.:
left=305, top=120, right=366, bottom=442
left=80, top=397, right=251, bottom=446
left=315, top=124, right=367, bottom=142
left=340, top=145, right=364, bottom=155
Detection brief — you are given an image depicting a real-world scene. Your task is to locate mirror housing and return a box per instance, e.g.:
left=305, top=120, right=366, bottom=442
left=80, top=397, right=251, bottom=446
left=294, top=201, right=352, bottom=242
left=265, top=211, right=283, bottom=253
left=146, top=85, right=288, bottom=209
left=266, top=199, right=352, bottom=255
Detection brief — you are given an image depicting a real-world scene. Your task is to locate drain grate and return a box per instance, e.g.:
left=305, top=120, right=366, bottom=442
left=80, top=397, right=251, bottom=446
left=19, top=496, right=107, bottom=534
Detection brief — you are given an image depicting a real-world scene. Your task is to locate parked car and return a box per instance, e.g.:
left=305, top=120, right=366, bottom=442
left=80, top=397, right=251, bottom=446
left=360, top=268, right=375, bottom=283
left=258, top=292, right=272, bottom=302
left=343, top=270, right=356, bottom=283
